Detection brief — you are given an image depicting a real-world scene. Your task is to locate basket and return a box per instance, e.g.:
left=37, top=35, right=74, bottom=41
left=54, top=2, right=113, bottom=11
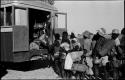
left=71, top=63, right=88, bottom=72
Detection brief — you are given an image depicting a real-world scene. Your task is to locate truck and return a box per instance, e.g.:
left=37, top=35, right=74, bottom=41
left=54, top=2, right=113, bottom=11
left=0, top=0, right=67, bottom=63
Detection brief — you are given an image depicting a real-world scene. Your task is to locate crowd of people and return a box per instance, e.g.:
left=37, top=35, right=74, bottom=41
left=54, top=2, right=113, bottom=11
left=29, top=26, right=125, bottom=79
left=51, top=27, right=125, bottom=80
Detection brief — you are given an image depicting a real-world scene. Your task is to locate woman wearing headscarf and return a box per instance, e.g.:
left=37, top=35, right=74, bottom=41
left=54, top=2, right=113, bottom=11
left=81, top=31, right=94, bottom=76
left=70, top=32, right=81, bottom=51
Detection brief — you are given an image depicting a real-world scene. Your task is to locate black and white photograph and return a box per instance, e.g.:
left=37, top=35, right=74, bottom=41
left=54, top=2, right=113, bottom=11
left=0, top=0, right=124, bottom=79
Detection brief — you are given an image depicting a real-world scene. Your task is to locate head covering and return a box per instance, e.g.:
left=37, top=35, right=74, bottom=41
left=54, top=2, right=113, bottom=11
left=70, top=32, right=76, bottom=39
left=83, top=31, right=90, bottom=38
left=97, top=28, right=106, bottom=37
left=112, top=29, right=119, bottom=34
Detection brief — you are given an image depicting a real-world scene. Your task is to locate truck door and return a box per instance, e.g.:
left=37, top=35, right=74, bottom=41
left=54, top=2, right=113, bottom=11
left=13, top=7, right=29, bottom=52
left=54, top=12, right=67, bottom=35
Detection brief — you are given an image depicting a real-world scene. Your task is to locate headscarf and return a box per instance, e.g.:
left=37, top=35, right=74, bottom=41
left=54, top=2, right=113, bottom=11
left=83, top=31, right=90, bottom=38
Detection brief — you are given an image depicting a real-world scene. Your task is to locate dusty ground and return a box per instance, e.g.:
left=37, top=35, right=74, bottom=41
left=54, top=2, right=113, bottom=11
left=2, top=67, right=61, bottom=79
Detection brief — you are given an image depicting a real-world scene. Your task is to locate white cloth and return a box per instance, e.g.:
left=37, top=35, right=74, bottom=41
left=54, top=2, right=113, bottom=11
left=60, top=42, right=70, bottom=51
left=70, top=38, right=81, bottom=50
left=86, top=68, right=94, bottom=75
left=101, top=56, right=109, bottom=66
left=39, top=34, right=47, bottom=44
left=86, top=57, right=93, bottom=68
left=30, top=42, right=39, bottom=50
left=64, top=53, right=73, bottom=70
left=70, top=51, right=83, bottom=61
left=115, top=38, right=120, bottom=46
left=94, top=56, right=109, bottom=66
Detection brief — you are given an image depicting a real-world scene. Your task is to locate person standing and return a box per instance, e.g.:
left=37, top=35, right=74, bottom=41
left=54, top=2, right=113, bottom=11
left=81, top=31, right=93, bottom=76
left=92, top=28, right=109, bottom=79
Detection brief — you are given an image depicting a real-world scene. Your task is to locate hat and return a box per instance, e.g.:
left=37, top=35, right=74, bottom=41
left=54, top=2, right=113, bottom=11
left=112, top=29, right=119, bottom=34
left=97, top=28, right=106, bottom=37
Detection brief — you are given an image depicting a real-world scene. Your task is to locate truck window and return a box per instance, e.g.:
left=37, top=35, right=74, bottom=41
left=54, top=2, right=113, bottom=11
left=0, top=8, right=4, bottom=26
left=6, top=7, right=12, bottom=26
left=15, top=8, right=27, bottom=26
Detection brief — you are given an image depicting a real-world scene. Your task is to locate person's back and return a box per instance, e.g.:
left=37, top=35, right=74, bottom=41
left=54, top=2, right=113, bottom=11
left=92, top=34, right=107, bottom=58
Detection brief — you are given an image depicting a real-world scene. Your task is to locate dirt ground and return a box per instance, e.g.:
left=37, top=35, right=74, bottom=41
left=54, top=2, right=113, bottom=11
left=1, top=67, right=61, bottom=79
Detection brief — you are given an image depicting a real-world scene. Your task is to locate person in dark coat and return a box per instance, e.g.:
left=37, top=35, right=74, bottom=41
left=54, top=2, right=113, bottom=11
left=111, top=29, right=120, bottom=40
left=92, top=28, right=109, bottom=79
left=117, top=28, right=125, bottom=79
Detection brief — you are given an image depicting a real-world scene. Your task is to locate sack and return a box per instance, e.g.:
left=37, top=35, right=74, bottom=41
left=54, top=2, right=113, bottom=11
left=101, top=56, right=109, bottom=66
left=70, top=51, right=83, bottom=61
left=30, top=42, right=40, bottom=50
left=71, top=63, right=88, bottom=72
left=64, top=53, right=73, bottom=70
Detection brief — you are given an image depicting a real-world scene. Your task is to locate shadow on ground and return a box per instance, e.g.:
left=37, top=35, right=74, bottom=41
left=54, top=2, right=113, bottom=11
left=1, top=59, right=50, bottom=71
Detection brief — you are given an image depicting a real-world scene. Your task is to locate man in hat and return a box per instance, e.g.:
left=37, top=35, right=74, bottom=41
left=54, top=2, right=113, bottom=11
left=111, top=29, right=119, bottom=40
left=92, top=28, right=109, bottom=79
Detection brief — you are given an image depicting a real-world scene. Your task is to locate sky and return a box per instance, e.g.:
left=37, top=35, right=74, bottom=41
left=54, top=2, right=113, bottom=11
left=54, top=1, right=124, bottom=35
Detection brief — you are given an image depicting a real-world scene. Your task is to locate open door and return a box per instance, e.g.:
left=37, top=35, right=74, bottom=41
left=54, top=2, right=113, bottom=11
left=54, top=12, right=67, bottom=36
left=13, top=7, right=29, bottom=52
